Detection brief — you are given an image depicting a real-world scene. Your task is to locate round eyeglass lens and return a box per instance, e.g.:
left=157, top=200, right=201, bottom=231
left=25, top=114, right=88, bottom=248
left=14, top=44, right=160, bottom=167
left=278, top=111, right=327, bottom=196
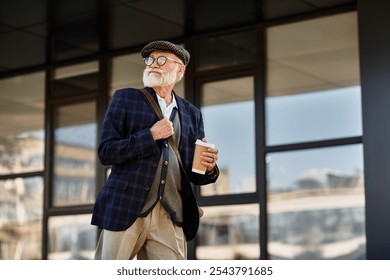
left=144, top=57, right=153, bottom=65
left=156, top=57, right=167, bottom=66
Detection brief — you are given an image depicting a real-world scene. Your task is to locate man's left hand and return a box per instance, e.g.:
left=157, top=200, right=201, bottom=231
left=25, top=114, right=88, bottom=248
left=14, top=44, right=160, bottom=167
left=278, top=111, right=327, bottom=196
left=200, top=138, right=219, bottom=173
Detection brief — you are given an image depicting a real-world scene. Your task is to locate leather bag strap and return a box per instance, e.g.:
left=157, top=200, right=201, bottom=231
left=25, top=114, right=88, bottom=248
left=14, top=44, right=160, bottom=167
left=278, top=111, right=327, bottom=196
left=139, top=88, right=183, bottom=165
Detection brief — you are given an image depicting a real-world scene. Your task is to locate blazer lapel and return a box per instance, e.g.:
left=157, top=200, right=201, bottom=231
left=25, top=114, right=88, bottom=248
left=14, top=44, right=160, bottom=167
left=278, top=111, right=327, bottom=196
left=174, top=93, right=191, bottom=138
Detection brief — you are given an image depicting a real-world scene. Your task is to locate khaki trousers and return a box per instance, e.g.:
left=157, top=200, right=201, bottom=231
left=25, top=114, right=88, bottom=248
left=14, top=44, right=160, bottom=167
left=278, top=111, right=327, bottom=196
left=94, top=202, right=187, bottom=260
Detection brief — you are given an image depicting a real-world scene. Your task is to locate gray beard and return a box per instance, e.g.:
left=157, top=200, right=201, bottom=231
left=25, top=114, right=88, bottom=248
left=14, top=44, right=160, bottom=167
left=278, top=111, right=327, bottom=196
left=142, top=69, right=177, bottom=87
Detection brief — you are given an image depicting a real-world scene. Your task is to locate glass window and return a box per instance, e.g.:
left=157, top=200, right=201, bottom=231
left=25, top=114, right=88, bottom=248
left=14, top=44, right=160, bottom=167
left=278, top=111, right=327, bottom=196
left=197, top=204, right=259, bottom=260
left=0, top=72, right=45, bottom=175
left=109, top=0, right=185, bottom=50
left=54, top=61, right=99, bottom=97
left=266, top=12, right=361, bottom=146
left=0, top=176, right=43, bottom=260
left=53, top=101, right=96, bottom=207
left=266, top=144, right=366, bottom=259
left=194, top=0, right=256, bottom=32
left=48, top=214, right=96, bottom=260
left=111, top=53, right=184, bottom=97
left=195, top=30, right=257, bottom=71
left=201, top=77, right=255, bottom=195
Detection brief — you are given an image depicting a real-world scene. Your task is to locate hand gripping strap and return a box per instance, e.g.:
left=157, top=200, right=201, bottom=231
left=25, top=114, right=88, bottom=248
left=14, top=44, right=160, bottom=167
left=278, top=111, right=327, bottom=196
left=139, top=88, right=183, bottom=165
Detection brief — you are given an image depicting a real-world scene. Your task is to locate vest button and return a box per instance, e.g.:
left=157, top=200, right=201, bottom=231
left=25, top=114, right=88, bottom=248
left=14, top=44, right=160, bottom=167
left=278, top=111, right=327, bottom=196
left=161, top=180, right=166, bottom=185
left=164, top=160, right=168, bottom=165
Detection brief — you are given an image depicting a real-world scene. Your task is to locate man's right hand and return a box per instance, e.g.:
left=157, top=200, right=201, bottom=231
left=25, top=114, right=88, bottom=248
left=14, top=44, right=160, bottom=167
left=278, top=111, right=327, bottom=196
left=150, top=118, right=174, bottom=140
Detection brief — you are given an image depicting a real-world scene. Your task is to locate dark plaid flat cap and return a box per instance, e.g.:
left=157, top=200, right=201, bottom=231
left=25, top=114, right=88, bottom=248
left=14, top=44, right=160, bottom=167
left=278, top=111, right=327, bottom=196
left=141, top=40, right=190, bottom=66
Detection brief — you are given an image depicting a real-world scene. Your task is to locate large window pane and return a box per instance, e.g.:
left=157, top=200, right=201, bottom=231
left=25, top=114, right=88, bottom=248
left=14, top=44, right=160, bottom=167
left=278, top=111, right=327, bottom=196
left=0, top=72, right=45, bottom=175
left=0, top=176, right=43, bottom=259
left=266, top=145, right=366, bottom=259
left=54, top=61, right=99, bottom=97
left=201, top=77, right=255, bottom=195
left=195, top=30, right=256, bottom=71
left=48, top=214, right=96, bottom=260
left=111, top=53, right=184, bottom=97
left=197, top=204, right=259, bottom=260
left=266, top=12, right=361, bottom=145
left=266, top=86, right=362, bottom=145
left=53, top=101, right=96, bottom=206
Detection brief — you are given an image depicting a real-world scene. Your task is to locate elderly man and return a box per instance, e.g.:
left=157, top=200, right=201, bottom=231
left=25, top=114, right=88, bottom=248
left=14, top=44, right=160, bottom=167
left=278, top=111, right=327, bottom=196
left=91, top=41, right=219, bottom=260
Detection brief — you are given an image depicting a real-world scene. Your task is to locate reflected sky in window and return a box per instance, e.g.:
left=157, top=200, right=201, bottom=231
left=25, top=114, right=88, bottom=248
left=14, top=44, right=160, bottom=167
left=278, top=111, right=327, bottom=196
left=266, top=86, right=362, bottom=146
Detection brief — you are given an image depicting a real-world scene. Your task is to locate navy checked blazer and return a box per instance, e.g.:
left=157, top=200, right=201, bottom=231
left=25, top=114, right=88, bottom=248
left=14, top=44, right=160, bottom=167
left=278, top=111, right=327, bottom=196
left=91, top=87, right=219, bottom=232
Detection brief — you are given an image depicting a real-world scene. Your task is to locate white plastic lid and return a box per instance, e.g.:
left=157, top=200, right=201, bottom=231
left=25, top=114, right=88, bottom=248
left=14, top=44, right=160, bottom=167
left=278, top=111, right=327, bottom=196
left=195, top=139, right=215, bottom=148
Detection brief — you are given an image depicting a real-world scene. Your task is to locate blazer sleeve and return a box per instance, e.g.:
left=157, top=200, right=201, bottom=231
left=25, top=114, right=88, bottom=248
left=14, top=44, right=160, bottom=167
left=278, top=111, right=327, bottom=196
left=97, top=90, right=159, bottom=166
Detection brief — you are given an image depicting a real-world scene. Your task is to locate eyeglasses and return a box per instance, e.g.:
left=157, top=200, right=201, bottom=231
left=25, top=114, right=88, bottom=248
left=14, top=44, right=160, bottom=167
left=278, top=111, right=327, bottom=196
left=143, top=56, right=184, bottom=66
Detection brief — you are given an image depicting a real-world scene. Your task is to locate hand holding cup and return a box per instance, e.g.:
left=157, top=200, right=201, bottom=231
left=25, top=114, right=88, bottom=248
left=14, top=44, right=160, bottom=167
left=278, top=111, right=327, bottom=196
left=192, top=138, right=218, bottom=174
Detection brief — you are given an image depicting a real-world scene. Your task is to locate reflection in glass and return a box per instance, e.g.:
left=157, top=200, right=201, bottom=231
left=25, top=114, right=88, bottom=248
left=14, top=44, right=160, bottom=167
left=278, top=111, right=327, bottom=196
left=54, top=62, right=99, bottom=96
left=266, top=86, right=362, bottom=145
left=0, top=176, right=43, bottom=259
left=197, top=204, right=259, bottom=260
left=0, top=73, right=45, bottom=175
left=266, top=145, right=366, bottom=259
left=111, top=53, right=184, bottom=97
left=201, top=77, right=255, bottom=195
left=53, top=102, right=96, bottom=206
left=196, top=30, right=256, bottom=71
left=48, top=214, right=96, bottom=260
left=266, top=12, right=361, bottom=145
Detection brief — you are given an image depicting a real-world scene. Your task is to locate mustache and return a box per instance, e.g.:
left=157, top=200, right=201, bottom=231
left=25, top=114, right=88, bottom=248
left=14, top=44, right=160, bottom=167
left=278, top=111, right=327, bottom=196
left=145, top=68, right=165, bottom=75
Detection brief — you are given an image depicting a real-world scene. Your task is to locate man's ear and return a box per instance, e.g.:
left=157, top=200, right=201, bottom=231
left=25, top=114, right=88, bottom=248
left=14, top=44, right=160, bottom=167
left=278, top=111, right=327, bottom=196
left=176, top=65, right=185, bottom=80
left=178, top=64, right=185, bottom=75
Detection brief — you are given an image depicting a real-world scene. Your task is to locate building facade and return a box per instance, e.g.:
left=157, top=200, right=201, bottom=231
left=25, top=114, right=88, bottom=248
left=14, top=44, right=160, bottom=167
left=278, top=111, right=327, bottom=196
left=0, top=0, right=389, bottom=260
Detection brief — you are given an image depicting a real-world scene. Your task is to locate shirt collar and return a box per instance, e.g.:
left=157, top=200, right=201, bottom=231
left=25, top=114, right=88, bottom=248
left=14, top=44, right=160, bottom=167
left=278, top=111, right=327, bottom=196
left=156, top=92, right=178, bottom=109
left=156, top=92, right=178, bottom=119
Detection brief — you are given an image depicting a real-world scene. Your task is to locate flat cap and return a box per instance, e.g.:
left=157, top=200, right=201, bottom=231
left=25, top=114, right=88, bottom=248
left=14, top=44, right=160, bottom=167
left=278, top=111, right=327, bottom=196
left=141, top=40, right=190, bottom=66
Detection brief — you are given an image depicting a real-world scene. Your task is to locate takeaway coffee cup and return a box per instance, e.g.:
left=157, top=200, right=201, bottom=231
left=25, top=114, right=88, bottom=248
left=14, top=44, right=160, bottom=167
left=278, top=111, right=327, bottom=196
left=192, top=139, right=215, bottom=174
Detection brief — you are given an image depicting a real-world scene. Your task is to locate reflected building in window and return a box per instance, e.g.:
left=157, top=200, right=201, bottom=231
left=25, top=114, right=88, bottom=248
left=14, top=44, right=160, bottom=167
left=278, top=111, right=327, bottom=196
left=267, top=147, right=365, bottom=260
left=48, top=125, right=97, bottom=259
left=48, top=214, right=96, bottom=260
left=0, top=134, right=44, bottom=259
left=53, top=129, right=96, bottom=206
left=197, top=204, right=260, bottom=260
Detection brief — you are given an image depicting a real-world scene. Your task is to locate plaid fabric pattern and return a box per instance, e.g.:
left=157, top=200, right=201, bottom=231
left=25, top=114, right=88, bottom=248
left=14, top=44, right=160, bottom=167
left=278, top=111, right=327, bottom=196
left=91, top=87, right=218, bottom=231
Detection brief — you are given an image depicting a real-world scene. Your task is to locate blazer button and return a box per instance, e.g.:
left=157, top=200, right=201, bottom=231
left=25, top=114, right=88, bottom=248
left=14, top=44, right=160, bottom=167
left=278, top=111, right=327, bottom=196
left=144, top=186, right=150, bottom=191
left=152, top=162, right=158, bottom=168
